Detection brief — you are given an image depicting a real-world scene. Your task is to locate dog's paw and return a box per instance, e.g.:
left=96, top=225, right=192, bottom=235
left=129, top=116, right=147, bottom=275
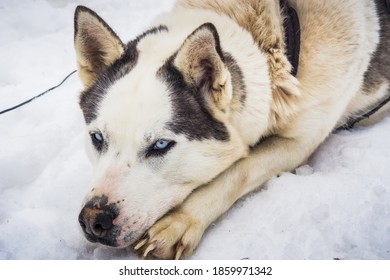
left=134, top=212, right=204, bottom=259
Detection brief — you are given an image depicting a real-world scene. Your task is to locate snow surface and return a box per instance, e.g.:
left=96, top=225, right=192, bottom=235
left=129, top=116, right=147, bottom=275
left=1, top=0, right=390, bottom=260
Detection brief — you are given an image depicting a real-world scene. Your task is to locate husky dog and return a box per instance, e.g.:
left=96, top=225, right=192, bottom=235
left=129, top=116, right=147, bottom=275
left=75, top=0, right=389, bottom=259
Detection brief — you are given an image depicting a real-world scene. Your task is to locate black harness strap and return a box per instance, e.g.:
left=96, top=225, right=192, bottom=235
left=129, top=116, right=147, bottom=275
left=386, top=0, right=390, bottom=13
left=280, top=0, right=301, bottom=76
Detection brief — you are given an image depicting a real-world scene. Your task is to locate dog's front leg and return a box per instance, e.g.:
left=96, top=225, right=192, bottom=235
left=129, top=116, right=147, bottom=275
left=135, top=133, right=325, bottom=259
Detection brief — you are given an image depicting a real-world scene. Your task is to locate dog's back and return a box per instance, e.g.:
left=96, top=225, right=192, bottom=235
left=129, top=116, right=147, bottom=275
left=177, top=0, right=389, bottom=128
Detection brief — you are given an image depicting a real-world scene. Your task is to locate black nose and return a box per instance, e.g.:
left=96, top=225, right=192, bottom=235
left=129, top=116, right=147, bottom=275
left=78, top=196, right=119, bottom=244
left=78, top=209, right=114, bottom=239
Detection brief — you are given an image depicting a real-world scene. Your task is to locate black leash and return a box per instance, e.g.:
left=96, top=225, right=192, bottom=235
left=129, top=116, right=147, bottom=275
left=0, top=70, right=77, bottom=115
left=337, top=94, right=390, bottom=131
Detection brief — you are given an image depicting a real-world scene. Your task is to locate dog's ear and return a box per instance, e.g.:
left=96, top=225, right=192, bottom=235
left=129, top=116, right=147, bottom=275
left=74, top=6, right=125, bottom=88
left=174, top=23, right=232, bottom=113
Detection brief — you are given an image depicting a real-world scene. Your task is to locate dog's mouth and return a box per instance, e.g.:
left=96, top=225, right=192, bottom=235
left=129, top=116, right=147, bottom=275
left=78, top=195, right=154, bottom=248
left=78, top=190, right=189, bottom=248
left=79, top=216, right=151, bottom=248
left=81, top=223, right=121, bottom=247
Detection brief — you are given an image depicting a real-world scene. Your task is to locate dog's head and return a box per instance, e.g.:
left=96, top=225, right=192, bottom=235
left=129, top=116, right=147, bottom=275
left=74, top=6, right=262, bottom=248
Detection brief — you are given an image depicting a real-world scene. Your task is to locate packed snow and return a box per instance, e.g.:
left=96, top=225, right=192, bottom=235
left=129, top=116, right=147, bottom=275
left=1, top=0, right=389, bottom=260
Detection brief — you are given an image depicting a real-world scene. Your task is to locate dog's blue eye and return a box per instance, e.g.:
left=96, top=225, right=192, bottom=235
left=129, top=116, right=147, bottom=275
left=93, top=133, right=103, bottom=143
left=90, top=132, right=104, bottom=151
left=154, top=140, right=170, bottom=150
left=147, top=139, right=176, bottom=157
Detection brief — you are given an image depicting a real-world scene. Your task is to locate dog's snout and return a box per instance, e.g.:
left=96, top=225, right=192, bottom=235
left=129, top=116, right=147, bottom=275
left=78, top=196, right=120, bottom=246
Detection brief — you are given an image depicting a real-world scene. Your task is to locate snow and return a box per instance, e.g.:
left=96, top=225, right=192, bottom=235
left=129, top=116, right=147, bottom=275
left=1, top=0, right=390, bottom=260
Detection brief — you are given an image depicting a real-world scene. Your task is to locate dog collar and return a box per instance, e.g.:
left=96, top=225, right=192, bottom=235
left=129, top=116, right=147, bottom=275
left=280, top=0, right=301, bottom=76
left=386, top=0, right=390, bottom=12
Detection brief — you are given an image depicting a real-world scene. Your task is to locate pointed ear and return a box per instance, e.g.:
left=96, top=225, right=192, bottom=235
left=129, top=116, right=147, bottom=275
left=74, top=6, right=125, bottom=88
left=173, top=23, right=232, bottom=112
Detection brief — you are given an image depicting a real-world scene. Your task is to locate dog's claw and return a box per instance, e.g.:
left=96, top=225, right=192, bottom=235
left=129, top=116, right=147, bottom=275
left=134, top=238, right=148, bottom=251
left=143, top=243, right=156, bottom=258
left=175, top=245, right=185, bottom=260
left=135, top=212, right=203, bottom=259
